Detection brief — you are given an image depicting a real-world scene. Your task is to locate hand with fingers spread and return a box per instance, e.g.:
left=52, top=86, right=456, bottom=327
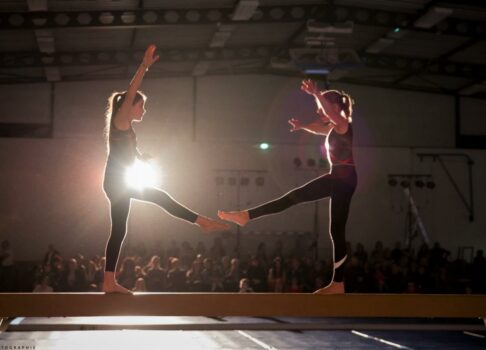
left=142, top=44, right=160, bottom=70
left=288, top=118, right=303, bottom=132
left=301, top=79, right=320, bottom=96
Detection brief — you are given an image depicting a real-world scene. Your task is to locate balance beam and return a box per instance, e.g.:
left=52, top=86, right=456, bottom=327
left=1, top=293, right=485, bottom=318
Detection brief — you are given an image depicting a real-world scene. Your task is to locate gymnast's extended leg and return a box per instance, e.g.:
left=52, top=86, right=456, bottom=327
left=133, top=187, right=229, bottom=232
left=218, top=173, right=333, bottom=226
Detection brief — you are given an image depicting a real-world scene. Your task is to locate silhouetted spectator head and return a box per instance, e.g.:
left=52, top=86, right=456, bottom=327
left=68, top=258, right=78, bottom=271
left=169, top=257, right=180, bottom=270
left=230, top=258, right=239, bottom=268
left=121, top=257, right=136, bottom=273
left=147, top=255, right=160, bottom=269
left=239, top=278, right=252, bottom=292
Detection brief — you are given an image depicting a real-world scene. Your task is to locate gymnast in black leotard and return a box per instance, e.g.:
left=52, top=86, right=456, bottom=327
left=102, top=45, right=228, bottom=294
left=218, top=79, right=357, bottom=294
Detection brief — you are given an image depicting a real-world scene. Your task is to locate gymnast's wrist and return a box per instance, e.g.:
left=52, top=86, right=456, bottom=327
left=141, top=63, right=149, bottom=71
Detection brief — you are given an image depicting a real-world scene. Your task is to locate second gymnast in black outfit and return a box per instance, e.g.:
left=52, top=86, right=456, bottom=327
left=102, top=45, right=228, bottom=294
left=219, top=79, right=357, bottom=294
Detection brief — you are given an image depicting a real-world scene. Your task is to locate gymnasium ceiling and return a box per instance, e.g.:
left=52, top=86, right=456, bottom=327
left=1, top=0, right=485, bottom=97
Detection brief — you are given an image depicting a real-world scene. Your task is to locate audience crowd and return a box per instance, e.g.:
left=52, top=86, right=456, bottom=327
left=0, top=238, right=484, bottom=294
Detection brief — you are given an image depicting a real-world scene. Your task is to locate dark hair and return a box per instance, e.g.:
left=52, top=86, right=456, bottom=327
left=321, top=90, right=353, bottom=122
left=104, top=90, right=146, bottom=143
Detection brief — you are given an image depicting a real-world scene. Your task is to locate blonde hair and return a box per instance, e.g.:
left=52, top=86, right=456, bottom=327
left=321, top=90, right=354, bottom=122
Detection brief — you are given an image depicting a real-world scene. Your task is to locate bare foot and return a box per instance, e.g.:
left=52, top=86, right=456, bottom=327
left=313, top=281, right=345, bottom=295
left=217, top=210, right=250, bottom=227
left=103, top=272, right=132, bottom=294
left=103, top=282, right=132, bottom=294
left=196, top=216, right=230, bottom=233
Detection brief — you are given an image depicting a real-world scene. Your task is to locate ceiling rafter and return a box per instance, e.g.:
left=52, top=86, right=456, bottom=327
left=1, top=5, right=484, bottom=38
left=1, top=47, right=484, bottom=81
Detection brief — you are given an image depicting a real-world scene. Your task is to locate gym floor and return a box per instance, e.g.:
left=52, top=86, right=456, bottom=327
left=1, top=316, right=485, bottom=349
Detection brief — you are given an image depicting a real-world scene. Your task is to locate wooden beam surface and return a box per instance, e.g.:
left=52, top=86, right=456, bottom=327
left=1, top=293, right=485, bottom=318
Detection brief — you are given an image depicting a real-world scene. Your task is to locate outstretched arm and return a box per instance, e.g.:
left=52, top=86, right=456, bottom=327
left=288, top=117, right=333, bottom=136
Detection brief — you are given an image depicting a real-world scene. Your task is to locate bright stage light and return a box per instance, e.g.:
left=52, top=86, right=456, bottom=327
left=259, top=142, right=269, bottom=150
left=125, top=159, right=158, bottom=189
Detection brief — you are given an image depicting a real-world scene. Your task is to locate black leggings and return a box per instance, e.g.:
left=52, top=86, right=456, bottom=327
left=248, top=166, right=357, bottom=282
left=104, top=184, right=198, bottom=272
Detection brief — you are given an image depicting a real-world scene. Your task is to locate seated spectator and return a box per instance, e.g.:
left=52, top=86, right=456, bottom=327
left=85, top=260, right=101, bottom=289
left=186, top=258, right=203, bottom=292
left=133, top=277, right=147, bottom=292
left=344, top=256, right=366, bottom=293
left=117, top=257, right=137, bottom=290
left=144, top=256, right=166, bottom=292
left=33, top=275, right=54, bottom=293
left=247, top=256, right=267, bottom=292
left=59, top=258, right=87, bottom=292
left=268, top=257, right=286, bottom=292
left=224, top=258, right=241, bottom=292
left=167, top=257, right=186, bottom=292
left=239, top=278, right=253, bottom=293
left=285, top=257, right=303, bottom=293
left=42, top=244, right=60, bottom=268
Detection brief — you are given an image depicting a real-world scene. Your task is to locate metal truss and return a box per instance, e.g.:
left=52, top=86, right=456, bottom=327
left=1, top=47, right=484, bottom=81
left=417, top=153, right=475, bottom=221
left=0, top=5, right=484, bottom=38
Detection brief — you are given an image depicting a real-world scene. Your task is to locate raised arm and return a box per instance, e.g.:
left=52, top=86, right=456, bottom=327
left=301, top=79, right=348, bottom=134
left=114, top=45, right=159, bottom=128
left=125, top=45, right=159, bottom=102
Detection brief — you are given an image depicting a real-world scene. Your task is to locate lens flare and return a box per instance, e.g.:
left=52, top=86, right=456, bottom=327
left=259, top=142, right=269, bottom=150
left=125, top=159, right=157, bottom=189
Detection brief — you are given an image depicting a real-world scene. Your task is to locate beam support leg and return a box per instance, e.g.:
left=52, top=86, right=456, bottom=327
left=0, top=317, right=11, bottom=332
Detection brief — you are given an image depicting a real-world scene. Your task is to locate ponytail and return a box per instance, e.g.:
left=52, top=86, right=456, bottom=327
left=112, top=92, right=127, bottom=119
left=341, top=93, right=353, bottom=122
left=321, top=89, right=354, bottom=122
left=104, top=92, right=126, bottom=145
left=104, top=90, right=147, bottom=146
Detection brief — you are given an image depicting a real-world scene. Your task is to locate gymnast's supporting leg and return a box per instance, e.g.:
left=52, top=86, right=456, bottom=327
left=314, top=181, right=355, bottom=294
left=103, top=196, right=132, bottom=294
left=134, top=187, right=229, bottom=232
left=218, top=173, right=333, bottom=226
left=103, top=187, right=229, bottom=293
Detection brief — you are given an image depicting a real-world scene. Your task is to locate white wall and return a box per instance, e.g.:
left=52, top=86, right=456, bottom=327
left=0, top=75, right=485, bottom=261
